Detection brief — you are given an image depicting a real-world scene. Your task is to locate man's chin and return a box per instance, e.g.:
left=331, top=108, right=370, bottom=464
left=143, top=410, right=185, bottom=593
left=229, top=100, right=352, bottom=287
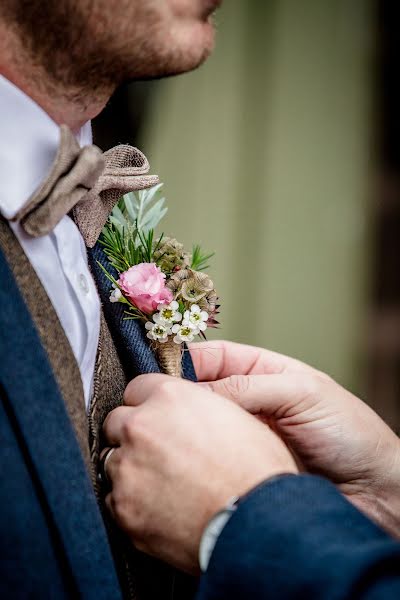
left=163, top=21, right=216, bottom=76
left=126, top=43, right=214, bottom=83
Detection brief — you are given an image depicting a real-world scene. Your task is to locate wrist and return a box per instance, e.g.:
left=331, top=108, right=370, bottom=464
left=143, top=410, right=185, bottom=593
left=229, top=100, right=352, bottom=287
left=199, top=474, right=297, bottom=572
left=199, top=497, right=238, bottom=572
left=358, top=438, right=400, bottom=538
left=377, top=439, right=400, bottom=538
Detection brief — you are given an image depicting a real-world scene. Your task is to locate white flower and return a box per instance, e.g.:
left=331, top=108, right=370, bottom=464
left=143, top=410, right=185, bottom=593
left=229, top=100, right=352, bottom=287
left=183, top=304, right=208, bottom=332
left=153, top=300, right=183, bottom=326
left=145, top=321, right=171, bottom=343
left=171, top=323, right=197, bottom=344
left=110, top=288, right=122, bottom=303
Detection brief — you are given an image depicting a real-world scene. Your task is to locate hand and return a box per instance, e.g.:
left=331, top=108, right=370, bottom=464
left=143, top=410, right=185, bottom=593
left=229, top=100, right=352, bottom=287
left=191, top=340, right=400, bottom=537
left=102, top=374, right=297, bottom=573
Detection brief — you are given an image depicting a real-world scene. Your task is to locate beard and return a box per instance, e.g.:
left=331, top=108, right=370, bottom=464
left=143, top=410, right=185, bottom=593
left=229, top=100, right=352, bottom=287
left=0, top=0, right=216, bottom=99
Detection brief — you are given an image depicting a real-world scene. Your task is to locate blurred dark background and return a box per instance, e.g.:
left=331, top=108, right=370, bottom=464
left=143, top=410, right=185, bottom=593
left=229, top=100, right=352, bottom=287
left=93, top=81, right=155, bottom=150
left=368, top=0, right=400, bottom=428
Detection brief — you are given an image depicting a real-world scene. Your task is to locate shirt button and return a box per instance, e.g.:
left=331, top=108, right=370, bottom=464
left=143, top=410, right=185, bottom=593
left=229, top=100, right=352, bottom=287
left=78, top=273, right=90, bottom=295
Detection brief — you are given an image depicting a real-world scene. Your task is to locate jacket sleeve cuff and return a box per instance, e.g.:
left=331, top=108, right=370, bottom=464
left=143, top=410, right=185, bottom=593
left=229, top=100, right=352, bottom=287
left=197, top=474, right=400, bottom=600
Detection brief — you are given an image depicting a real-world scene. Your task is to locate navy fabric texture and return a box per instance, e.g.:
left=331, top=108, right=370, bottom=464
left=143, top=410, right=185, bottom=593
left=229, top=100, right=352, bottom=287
left=89, top=241, right=199, bottom=599
left=88, top=242, right=197, bottom=382
left=197, top=474, right=400, bottom=600
left=0, top=247, right=122, bottom=599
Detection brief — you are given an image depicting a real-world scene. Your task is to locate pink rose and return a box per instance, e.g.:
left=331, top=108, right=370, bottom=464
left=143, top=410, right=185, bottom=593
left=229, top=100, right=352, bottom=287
left=118, top=263, right=173, bottom=315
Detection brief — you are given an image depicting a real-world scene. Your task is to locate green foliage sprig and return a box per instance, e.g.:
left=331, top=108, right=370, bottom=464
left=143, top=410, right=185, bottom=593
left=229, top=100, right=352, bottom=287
left=109, top=184, right=167, bottom=239
left=99, top=186, right=168, bottom=272
left=99, top=224, right=164, bottom=273
left=191, top=244, right=215, bottom=272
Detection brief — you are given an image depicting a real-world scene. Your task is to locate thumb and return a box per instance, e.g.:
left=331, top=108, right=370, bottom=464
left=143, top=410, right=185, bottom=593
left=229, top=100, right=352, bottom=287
left=203, top=373, right=305, bottom=418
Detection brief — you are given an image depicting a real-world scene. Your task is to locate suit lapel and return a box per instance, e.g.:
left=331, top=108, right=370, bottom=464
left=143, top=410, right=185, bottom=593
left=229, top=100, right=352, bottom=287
left=0, top=245, right=122, bottom=599
left=88, top=242, right=197, bottom=382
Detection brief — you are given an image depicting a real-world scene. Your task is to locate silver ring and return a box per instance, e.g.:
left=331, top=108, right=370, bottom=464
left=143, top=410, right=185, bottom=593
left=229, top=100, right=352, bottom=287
left=99, top=447, right=116, bottom=488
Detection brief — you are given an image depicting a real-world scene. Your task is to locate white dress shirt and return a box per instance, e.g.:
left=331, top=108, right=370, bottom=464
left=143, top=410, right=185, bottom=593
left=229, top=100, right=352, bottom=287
left=0, top=75, right=100, bottom=409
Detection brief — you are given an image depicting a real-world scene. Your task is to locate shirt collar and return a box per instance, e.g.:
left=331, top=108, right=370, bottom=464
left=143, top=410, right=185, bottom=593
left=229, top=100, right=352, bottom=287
left=0, top=75, right=92, bottom=220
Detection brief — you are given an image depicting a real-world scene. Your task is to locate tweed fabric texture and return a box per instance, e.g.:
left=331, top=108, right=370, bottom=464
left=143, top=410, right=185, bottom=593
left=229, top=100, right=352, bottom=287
left=0, top=219, right=91, bottom=469
left=14, top=125, right=159, bottom=248
left=74, top=142, right=159, bottom=248
left=89, top=312, right=127, bottom=467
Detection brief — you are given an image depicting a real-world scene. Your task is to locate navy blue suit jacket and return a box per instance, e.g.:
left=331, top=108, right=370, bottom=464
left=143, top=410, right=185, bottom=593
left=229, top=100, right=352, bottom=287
left=197, top=475, right=400, bottom=599
left=0, top=242, right=196, bottom=599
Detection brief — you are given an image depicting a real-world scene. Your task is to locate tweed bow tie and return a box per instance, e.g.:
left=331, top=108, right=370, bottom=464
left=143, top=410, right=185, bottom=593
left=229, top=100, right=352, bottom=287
left=14, top=125, right=159, bottom=248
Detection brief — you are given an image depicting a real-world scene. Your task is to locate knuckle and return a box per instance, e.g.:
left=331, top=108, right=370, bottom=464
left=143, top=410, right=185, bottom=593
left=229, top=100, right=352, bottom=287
left=111, top=493, right=128, bottom=527
left=316, top=370, right=335, bottom=385
left=120, top=409, right=154, bottom=446
left=123, top=374, right=146, bottom=404
left=109, top=493, right=119, bottom=515
left=102, top=412, right=112, bottom=433
left=111, top=484, right=134, bottom=526
left=121, top=415, right=138, bottom=443
left=122, top=382, right=134, bottom=405
left=118, top=456, right=136, bottom=484
left=155, top=379, right=180, bottom=404
left=220, top=374, right=250, bottom=401
left=110, top=453, right=125, bottom=482
left=106, top=491, right=118, bottom=520
left=297, top=372, right=329, bottom=401
left=102, top=406, right=122, bottom=433
left=113, top=495, right=144, bottom=537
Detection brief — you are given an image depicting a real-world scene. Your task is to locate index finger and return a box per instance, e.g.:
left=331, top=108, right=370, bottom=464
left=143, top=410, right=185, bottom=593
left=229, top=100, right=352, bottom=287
left=188, top=340, right=315, bottom=382
left=123, top=372, right=195, bottom=407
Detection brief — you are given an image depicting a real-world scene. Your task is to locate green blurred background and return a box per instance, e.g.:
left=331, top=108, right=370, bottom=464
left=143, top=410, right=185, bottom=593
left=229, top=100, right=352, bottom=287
left=94, top=0, right=400, bottom=429
left=143, top=0, right=372, bottom=391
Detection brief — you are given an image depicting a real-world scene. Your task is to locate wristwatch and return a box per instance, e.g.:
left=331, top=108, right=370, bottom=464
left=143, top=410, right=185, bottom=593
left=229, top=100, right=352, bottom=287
left=198, top=497, right=238, bottom=572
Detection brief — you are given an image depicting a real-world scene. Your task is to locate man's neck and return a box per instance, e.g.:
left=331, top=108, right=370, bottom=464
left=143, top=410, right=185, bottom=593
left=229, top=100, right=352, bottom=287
left=1, top=66, right=112, bottom=131
left=0, top=29, right=114, bottom=131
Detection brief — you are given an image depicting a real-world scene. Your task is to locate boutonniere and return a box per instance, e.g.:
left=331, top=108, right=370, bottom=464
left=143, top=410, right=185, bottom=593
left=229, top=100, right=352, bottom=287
left=98, top=184, right=220, bottom=376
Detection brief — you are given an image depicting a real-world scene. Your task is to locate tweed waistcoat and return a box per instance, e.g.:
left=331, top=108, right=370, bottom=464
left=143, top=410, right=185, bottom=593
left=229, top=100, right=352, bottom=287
left=0, top=220, right=197, bottom=600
